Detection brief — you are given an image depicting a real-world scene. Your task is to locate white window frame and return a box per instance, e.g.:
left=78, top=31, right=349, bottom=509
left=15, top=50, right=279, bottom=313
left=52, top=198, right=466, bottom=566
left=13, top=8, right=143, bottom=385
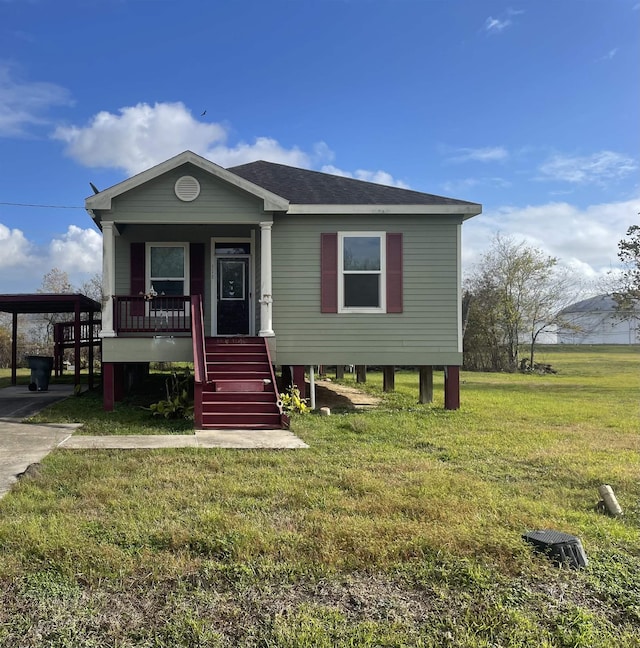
left=145, top=242, right=190, bottom=312
left=338, top=232, right=386, bottom=314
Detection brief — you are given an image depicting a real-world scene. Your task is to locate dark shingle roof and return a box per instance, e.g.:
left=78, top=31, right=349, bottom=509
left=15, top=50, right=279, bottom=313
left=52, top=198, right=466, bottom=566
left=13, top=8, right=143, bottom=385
left=228, top=160, right=477, bottom=206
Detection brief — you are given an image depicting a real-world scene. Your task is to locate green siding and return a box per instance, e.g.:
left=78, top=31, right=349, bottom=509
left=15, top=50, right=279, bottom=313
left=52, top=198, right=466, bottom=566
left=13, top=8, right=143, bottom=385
left=271, top=215, right=463, bottom=366
left=110, top=164, right=267, bottom=225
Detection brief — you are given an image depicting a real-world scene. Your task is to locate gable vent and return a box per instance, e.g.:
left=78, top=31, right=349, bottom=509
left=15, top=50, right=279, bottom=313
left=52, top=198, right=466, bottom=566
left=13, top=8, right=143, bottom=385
left=175, top=175, right=201, bottom=202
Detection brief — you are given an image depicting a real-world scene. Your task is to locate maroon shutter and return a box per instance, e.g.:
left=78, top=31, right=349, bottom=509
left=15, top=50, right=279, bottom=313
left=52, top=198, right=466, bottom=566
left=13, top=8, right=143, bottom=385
left=130, top=242, right=145, bottom=316
left=190, top=243, right=205, bottom=297
left=386, top=233, right=403, bottom=313
left=320, top=233, right=338, bottom=313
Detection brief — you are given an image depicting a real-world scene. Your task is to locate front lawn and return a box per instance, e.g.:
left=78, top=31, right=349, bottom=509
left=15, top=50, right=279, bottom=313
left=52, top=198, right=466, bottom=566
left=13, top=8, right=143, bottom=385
left=0, top=346, right=638, bottom=647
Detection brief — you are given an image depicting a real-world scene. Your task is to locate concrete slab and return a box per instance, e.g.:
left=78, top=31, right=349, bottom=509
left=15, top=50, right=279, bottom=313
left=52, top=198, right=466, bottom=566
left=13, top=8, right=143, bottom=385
left=59, top=429, right=309, bottom=450
left=195, top=429, right=309, bottom=449
left=0, top=421, right=80, bottom=498
left=0, top=384, right=74, bottom=420
left=60, top=435, right=199, bottom=449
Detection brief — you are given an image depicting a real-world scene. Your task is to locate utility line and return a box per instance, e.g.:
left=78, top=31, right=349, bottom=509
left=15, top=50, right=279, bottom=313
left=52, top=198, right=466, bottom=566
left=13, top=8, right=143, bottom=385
left=0, top=201, right=84, bottom=210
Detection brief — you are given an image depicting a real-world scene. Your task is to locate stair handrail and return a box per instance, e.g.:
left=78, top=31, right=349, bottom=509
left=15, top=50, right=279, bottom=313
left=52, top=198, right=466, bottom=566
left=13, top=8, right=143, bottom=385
left=190, top=294, right=206, bottom=429
left=261, top=336, right=289, bottom=428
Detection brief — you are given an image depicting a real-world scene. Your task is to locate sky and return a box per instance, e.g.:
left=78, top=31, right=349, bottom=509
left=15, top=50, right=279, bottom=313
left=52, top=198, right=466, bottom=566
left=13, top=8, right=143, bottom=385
left=0, top=0, right=638, bottom=296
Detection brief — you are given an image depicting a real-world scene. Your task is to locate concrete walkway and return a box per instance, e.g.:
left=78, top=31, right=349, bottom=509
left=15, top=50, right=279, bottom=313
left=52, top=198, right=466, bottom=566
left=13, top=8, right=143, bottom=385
left=61, top=429, right=308, bottom=450
left=0, top=383, right=307, bottom=499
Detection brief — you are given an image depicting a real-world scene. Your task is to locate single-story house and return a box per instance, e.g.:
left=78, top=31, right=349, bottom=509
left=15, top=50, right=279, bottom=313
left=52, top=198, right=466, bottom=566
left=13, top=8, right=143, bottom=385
left=85, top=151, right=481, bottom=428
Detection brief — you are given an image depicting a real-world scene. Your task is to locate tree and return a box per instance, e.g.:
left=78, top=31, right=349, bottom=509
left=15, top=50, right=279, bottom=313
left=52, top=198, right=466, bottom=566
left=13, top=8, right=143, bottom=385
left=464, top=235, right=581, bottom=372
left=38, top=267, right=74, bottom=294
left=79, top=272, right=103, bottom=303
left=613, top=225, right=640, bottom=313
left=36, top=268, right=74, bottom=345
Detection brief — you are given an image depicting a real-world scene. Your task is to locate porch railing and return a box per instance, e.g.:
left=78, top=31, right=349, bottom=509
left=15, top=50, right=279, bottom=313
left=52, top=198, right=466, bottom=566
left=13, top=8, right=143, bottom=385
left=54, top=320, right=102, bottom=346
left=114, top=295, right=192, bottom=334
left=191, top=294, right=206, bottom=429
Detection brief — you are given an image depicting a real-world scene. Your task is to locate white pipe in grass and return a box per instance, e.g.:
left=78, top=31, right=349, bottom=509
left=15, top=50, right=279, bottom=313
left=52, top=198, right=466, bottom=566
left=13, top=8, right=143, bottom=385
left=598, top=484, right=623, bottom=516
left=309, top=365, right=316, bottom=410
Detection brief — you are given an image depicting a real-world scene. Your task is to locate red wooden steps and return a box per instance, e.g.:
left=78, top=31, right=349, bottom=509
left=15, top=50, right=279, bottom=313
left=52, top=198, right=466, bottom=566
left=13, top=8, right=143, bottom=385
left=198, top=337, right=283, bottom=429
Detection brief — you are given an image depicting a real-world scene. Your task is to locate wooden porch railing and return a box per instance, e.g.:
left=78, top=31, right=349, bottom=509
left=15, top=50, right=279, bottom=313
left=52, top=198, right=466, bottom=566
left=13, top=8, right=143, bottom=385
left=190, top=294, right=206, bottom=429
left=114, top=295, right=192, bottom=334
left=53, top=319, right=102, bottom=378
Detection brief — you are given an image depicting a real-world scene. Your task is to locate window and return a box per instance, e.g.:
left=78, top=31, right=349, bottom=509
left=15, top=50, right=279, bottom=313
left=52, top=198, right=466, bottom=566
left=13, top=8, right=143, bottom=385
left=146, top=243, right=189, bottom=306
left=338, top=232, right=386, bottom=313
left=321, top=232, right=403, bottom=314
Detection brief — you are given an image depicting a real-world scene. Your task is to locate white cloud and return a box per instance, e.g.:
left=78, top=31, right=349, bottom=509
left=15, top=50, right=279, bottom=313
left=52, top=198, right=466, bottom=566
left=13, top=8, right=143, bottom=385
left=442, top=176, right=511, bottom=195
left=484, top=16, right=511, bottom=33
left=462, top=197, right=640, bottom=285
left=54, top=102, right=228, bottom=174
left=0, top=222, right=101, bottom=292
left=321, top=164, right=409, bottom=188
left=48, top=225, right=102, bottom=273
left=0, top=223, right=32, bottom=268
left=208, top=137, right=312, bottom=169
left=538, top=151, right=637, bottom=185
left=446, top=146, right=509, bottom=163
left=53, top=101, right=336, bottom=175
left=54, top=101, right=406, bottom=188
left=602, top=48, right=618, bottom=61
left=0, top=63, right=73, bottom=137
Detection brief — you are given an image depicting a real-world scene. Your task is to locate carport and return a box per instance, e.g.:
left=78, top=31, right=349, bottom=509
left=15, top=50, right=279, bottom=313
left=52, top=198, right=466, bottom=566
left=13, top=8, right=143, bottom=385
left=0, top=294, right=101, bottom=390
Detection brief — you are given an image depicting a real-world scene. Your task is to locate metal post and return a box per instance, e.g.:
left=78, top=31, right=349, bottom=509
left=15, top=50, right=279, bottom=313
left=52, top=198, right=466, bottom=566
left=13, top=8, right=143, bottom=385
left=309, top=365, right=316, bottom=410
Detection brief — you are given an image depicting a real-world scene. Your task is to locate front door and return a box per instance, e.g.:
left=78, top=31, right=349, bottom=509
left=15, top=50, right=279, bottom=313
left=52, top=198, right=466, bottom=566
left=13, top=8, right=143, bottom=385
left=217, top=257, right=250, bottom=335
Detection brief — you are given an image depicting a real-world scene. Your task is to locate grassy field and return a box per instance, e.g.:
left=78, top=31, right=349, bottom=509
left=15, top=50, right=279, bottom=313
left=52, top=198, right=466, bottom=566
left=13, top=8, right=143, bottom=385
left=0, top=346, right=638, bottom=647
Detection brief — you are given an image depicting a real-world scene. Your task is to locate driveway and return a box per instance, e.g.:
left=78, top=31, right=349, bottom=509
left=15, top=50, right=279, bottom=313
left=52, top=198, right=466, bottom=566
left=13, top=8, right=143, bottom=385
left=0, top=384, right=79, bottom=498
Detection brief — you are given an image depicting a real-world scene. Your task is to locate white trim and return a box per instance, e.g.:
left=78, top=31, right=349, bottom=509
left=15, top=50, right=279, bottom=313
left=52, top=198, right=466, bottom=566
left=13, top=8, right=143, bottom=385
left=145, top=243, right=190, bottom=313
left=456, top=224, right=463, bottom=353
left=338, top=232, right=386, bottom=314
left=99, top=221, right=117, bottom=338
left=259, top=221, right=274, bottom=337
left=211, top=237, right=254, bottom=336
left=288, top=203, right=482, bottom=218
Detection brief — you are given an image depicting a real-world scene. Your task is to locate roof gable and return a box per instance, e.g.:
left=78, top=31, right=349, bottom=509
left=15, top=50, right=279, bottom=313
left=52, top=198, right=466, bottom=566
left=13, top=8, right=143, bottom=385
left=85, top=151, right=289, bottom=212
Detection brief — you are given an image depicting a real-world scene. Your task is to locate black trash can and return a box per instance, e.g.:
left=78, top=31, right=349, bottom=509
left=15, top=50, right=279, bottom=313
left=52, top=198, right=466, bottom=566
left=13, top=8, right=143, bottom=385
left=26, top=356, right=54, bottom=391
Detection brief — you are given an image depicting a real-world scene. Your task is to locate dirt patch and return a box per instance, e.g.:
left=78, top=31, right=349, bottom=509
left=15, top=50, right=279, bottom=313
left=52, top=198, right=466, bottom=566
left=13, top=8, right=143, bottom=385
left=313, top=380, right=381, bottom=411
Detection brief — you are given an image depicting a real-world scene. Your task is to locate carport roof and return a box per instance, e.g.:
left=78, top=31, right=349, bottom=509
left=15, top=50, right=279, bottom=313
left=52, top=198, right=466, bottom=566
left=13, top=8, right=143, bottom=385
left=0, top=293, right=101, bottom=315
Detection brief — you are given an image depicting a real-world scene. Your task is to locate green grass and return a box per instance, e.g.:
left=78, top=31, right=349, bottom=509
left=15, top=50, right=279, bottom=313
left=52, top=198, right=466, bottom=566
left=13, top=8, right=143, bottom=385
left=23, top=369, right=195, bottom=435
left=0, top=346, right=639, bottom=646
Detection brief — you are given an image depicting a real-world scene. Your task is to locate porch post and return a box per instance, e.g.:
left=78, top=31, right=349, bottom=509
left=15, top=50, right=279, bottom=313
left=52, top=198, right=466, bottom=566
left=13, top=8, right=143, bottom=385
left=11, top=312, right=17, bottom=386
left=383, top=366, right=395, bottom=392
left=73, top=298, right=81, bottom=387
left=100, top=221, right=117, bottom=338
left=88, top=309, right=95, bottom=391
left=419, top=366, right=434, bottom=404
left=103, top=362, right=115, bottom=411
left=292, top=365, right=306, bottom=399
left=259, top=220, right=274, bottom=337
left=444, top=366, right=460, bottom=410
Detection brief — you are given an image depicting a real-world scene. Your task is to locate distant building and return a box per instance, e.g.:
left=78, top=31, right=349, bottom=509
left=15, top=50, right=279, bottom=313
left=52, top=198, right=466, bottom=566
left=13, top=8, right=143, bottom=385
left=557, top=295, right=639, bottom=345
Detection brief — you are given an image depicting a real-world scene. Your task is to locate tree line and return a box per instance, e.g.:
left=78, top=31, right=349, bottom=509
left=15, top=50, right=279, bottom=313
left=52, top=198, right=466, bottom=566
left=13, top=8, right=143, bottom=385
left=464, top=227, right=639, bottom=373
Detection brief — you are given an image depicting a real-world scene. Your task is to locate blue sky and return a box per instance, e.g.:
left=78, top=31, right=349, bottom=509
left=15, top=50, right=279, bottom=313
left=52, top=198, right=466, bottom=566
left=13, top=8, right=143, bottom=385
left=1, top=0, right=638, bottom=294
